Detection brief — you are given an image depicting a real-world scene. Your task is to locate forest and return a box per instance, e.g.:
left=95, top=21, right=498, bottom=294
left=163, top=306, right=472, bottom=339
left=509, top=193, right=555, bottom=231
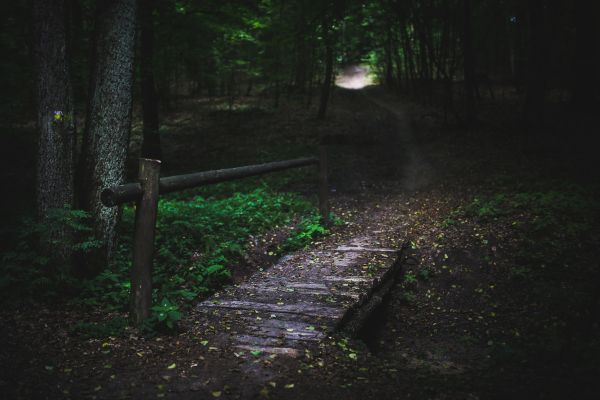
left=0, top=0, right=599, bottom=399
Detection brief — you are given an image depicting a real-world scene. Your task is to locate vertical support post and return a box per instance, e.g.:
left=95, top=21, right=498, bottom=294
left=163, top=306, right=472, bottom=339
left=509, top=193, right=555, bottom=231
left=318, top=144, right=329, bottom=225
left=130, top=158, right=161, bottom=326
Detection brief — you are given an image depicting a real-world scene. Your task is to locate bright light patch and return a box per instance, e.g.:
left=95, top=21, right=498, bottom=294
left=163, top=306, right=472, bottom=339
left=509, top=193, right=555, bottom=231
left=335, top=65, right=374, bottom=89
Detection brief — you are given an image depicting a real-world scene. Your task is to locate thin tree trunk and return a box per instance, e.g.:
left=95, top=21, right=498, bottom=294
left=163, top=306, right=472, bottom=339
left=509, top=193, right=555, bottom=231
left=572, top=0, right=599, bottom=111
left=32, top=0, right=76, bottom=260
left=384, top=23, right=394, bottom=90
left=294, top=16, right=308, bottom=93
left=318, top=22, right=334, bottom=119
left=140, top=0, right=161, bottom=160
left=78, top=0, right=137, bottom=275
left=463, top=0, right=476, bottom=126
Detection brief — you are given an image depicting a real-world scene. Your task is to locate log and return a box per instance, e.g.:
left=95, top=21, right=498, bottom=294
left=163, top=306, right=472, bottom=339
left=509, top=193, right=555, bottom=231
left=101, top=157, right=318, bottom=207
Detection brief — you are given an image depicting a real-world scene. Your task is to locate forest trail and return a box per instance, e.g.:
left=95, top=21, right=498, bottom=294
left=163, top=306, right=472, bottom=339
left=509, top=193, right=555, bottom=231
left=187, top=86, right=433, bottom=392
left=5, top=84, right=599, bottom=400
left=330, top=66, right=435, bottom=197
left=361, top=90, right=434, bottom=193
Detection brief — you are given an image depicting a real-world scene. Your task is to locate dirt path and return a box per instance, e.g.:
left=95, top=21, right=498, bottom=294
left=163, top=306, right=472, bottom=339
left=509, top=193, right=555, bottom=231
left=362, top=90, right=434, bottom=192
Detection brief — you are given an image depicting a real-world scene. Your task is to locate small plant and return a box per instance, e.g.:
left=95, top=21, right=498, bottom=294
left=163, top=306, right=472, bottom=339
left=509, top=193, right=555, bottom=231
left=283, top=214, right=328, bottom=251
left=403, top=272, right=417, bottom=284
left=464, top=194, right=506, bottom=219
left=441, top=207, right=463, bottom=228
left=401, top=291, right=416, bottom=303
left=418, top=267, right=433, bottom=281
left=144, top=298, right=182, bottom=332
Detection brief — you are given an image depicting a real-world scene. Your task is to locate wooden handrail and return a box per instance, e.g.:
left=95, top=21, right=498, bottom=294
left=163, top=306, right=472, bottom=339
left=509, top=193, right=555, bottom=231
left=101, top=157, right=318, bottom=207
left=102, top=155, right=328, bottom=326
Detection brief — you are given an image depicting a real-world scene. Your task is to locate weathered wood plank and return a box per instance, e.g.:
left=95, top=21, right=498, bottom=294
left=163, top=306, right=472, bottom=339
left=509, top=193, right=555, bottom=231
left=200, top=300, right=344, bottom=319
left=235, top=345, right=299, bottom=358
left=335, top=245, right=399, bottom=253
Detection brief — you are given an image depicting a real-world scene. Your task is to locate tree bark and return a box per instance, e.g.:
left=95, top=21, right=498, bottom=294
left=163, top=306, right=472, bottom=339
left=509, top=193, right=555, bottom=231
left=78, top=0, right=137, bottom=274
left=32, top=0, right=76, bottom=259
left=140, top=0, right=161, bottom=159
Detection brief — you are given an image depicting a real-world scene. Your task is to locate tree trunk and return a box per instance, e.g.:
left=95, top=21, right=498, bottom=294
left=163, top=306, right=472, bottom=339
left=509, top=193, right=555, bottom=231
left=384, top=23, right=394, bottom=90
left=318, top=22, right=334, bottom=119
left=524, top=0, right=545, bottom=127
left=32, top=0, right=76, bottom=259
left=78, top=0, right=137, bottom=275
left=463, top=0, right=476, bottom=126
left=140, top=0, right=161, bottom=160
left=572, top=0, right=599, bottom=111
left=294, top=16, right=308, bottom=93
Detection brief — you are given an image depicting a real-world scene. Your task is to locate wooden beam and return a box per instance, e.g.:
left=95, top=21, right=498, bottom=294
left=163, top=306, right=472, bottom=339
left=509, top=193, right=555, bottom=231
left=318, top=145, right=329, bottom=225
left=130, top=158, right=161, bottom=326
left=101, top=157, right=318, bottom=207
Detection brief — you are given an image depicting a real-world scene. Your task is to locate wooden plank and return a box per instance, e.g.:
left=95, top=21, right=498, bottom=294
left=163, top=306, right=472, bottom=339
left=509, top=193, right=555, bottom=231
left=200, top=300, right=344, bottom=319
left=335, top=246, right=399, bottom=253
left=322, top=275, right=374, bottom=283
left=245, top=326, right=324, bottom=341
left=235, top=345, right=299, bottom=358
left=238, top=285, right=362, bottom=300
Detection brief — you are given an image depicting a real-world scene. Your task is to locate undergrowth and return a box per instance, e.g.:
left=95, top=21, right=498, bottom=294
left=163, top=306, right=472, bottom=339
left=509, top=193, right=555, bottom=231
left=0, top=185, right=328, bottom=333
left=442, top=182, right=600, bottom=314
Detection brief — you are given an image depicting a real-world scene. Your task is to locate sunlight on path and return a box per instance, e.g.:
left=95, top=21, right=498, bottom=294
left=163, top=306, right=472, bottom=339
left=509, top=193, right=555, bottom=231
left=363, top=93, right=435, bottom=192
left=335, top=65, right=374, bottom=89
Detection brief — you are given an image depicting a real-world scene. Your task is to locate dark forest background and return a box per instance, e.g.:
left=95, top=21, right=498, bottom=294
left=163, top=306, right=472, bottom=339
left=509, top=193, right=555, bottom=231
left=1, top=1, right=599, bottom=398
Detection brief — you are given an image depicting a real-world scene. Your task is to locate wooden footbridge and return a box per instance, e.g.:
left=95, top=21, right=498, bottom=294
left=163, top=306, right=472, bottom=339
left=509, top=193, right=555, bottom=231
left=196, top=236, right=401, bottom=356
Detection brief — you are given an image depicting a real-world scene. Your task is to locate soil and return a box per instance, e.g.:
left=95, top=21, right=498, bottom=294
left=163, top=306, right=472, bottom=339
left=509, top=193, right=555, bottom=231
left=1, top=84, right=599, bottom=400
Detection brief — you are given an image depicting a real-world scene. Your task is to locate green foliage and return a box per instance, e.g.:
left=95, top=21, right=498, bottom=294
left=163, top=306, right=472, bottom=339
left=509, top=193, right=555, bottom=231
left=459, top=187, right=599, bottom=238
left=417, top=266, right=433, bottom=281
left=0, top=186, right=327, bottom=327
left=0, top=206, right=100, bottom=303
left=79, top=186, right=324, bottom=313
left=142, top=298, right=182, bottom=333
left=282, top=213, right=328, bottom=251
left=452, top=184, right=600, bottom=276
left=403, top=271, right=417, bottom=284
left=464, top=194, right=506, bottom=219
left=401, top=290, right=416, bottom=304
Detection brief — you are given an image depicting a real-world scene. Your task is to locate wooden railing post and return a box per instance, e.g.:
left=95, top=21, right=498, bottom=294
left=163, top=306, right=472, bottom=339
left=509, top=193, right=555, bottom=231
left=318, top=144, right=329, bottom=225
left=130, top=158, right=161, bottom=327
